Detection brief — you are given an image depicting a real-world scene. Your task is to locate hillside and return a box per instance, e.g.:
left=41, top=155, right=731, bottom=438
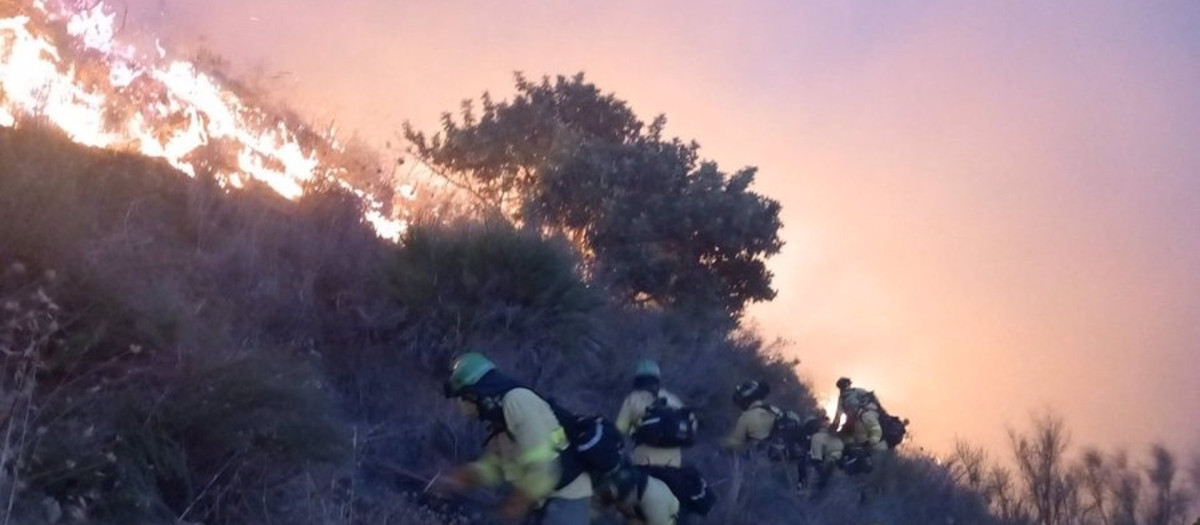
left=4, top=1, right=1199, bottom=523
left=0, top=121, right=1036, bottom=525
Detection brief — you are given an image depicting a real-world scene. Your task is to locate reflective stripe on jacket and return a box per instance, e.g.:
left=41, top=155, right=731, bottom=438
left=470, top=388, right=593, bottom=500
left=617, top=389, right=685, bottom=467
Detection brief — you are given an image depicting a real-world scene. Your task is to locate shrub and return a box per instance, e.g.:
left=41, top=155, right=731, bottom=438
left=385, top=218, right=604, bottom=377
left=19, top=349, right=346, bottom=524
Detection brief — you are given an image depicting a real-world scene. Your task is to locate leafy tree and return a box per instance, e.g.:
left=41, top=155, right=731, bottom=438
left=404, top=73, right=641, bottom=214
left=405, top=73, right=783, bottom=325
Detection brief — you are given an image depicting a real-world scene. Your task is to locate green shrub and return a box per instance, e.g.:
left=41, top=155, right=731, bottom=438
left=386, top=219, right=603, bottom=372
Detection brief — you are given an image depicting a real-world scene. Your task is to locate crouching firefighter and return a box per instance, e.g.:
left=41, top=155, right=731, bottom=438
left=435, top=352, right=593, bottom=524
left=832, top=377, right=886, bottom=452
left=595, top=466, right=680, bottom=525
left=797, top=413, right=843, bottom=493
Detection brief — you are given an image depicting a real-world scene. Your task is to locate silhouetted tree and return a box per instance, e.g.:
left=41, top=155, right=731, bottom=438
left=1110, top=451, right=1142, bottom=525
left=1145, top=445, right=1192, bottom=525
left=405, top=73, right=783, bottom=327
left=989, top=464, right=1032, bottom=524
left=1010, top=412, right=1080, bottom=525
left=1078, top=448, right=1115, bottom=525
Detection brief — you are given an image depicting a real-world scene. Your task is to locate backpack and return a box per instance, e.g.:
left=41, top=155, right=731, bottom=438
left=632, top=398, right=699, bottom=448
left=843, top=388, right=879, bottom=417
left=549, top=403, right=627, bottom=479
left=863, top=391, right=908, bottom=449
left=593, top=463, right=648, bottom=506
left=640, top=465, right=716, bottom=516
left=879, top=412, right=908, bottom=448
left=763, top=405, right=807, bottom=462
left=468, top=373, right=627, bottom=484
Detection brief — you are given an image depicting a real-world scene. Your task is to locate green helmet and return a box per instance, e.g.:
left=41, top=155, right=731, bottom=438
left=447, top=352, right=496, bottom=395
left=634, top=358, right=661, bottom=379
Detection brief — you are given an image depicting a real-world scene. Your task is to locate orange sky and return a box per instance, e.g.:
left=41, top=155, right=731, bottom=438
left=121, top=0, right=1200, bottom=459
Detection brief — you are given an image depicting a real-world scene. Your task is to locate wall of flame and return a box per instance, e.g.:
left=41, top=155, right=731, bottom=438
left=0, top=0, right=405, bottom=240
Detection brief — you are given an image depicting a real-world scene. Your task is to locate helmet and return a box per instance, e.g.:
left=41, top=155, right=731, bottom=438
left=732, top=380, right=770, bottom=408
left=836, top=377, right=852, bottom=390
left=446, top=352, right=496, bottom=396
left=634, top=359, right=661, bottom=379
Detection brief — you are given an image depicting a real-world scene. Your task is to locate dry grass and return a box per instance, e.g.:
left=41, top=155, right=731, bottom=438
left=7, top=124, right=1195, bottom=525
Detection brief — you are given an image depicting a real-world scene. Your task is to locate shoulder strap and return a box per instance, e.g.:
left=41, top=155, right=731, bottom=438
left=651, top=393, right=670, bottom=408
left=761, top=404, right=784, bottom=419
left=862, top=390, right=881, bottom=409
left=634, top=468, right=650, bottom=502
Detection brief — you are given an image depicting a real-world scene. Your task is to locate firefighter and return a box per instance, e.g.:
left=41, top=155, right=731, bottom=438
left=597, top=467, right=680, bottom=525
left=616, top=359, right=687, bottom=467
left=798, top=413, right=844, bottom=493
left=720, top=380, right=776, bottom=452
left=722, top=380, right=809, bottom=491
left=435, top=352, right=592, bottom=524
left=832, top=377, right=886, bottom=452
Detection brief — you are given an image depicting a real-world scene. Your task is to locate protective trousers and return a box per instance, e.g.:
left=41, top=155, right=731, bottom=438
left=851, top=410, right=886, bottom=451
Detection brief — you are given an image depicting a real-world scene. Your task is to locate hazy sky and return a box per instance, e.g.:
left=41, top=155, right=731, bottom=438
left=120, top=0, right=1200, bottom=458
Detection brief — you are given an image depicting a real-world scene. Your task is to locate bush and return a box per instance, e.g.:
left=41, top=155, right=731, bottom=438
left=386, top=218, right=604, bottom=378
left=12, top=348, right=346, bottom=524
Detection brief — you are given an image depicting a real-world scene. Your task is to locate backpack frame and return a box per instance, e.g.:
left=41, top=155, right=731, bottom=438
left=632, top=397, right=699, bottom=448
left=762, top=405, right=808, bottom=462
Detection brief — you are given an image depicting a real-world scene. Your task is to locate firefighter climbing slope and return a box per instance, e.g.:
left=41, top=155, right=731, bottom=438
left=434, top=353, right=593, bottom=524
left=832, top=377, right=909, bottom=451
left=616, top=358, right=697, bottom=467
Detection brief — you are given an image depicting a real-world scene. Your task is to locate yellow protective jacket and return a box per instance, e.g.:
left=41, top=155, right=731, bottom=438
left=721, top=400, right=776, bottom=451
left=833, top=387, right=877, bottom=427
left=808, top=428, right=844, bottom=465
left=616, top=389, right=685, bottom=467
left=615, top=475, right=679, bottom=525
left=833, top=387, right=883, bottom=450
left=470, top=388, right=592, bottom=501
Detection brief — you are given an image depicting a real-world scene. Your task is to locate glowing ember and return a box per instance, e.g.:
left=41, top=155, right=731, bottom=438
left=0, top=0, right=407, bottom=240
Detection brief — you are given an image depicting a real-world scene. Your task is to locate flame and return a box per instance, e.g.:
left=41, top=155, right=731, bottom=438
left=0, top=0, right=407, bottom=240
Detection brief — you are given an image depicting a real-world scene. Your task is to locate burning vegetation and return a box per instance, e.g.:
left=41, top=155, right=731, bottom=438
left=1, top=0, right=404, bottom=239
left=2, top=1, right=1197, bottom=524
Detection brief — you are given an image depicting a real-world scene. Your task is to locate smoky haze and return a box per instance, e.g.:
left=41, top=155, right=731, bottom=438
left=119, top=0, right=1200, bottom=457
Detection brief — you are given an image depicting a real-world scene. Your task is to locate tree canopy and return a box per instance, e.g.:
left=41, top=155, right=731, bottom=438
left=405, top=73, right=783, bottom=325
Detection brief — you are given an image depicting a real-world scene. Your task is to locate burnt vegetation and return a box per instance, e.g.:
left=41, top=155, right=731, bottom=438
left=1, top=74, right=1197, bottom=525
